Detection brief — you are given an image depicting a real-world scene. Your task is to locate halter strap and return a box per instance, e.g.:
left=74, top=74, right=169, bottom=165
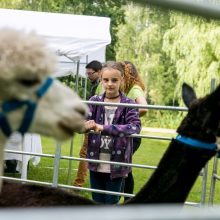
left=0, top=77, right=54, bottom=137
left=36, top=77, right=53, bottom=98
left=175, top=135, right=217, bottom=150
left=0, top=114, right=12, bottom=137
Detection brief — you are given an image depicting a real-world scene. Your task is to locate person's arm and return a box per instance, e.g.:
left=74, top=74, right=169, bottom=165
left=82, top=96, right=102, bottom=133
left=128, top=86, right=148, bottom=117
left=135, top=96, right=148, bottom=117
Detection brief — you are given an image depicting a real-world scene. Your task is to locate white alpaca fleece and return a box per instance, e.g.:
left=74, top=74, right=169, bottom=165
left=0, top=28, right=57, bottom=80
left=0, top=28, right=58, bottom=100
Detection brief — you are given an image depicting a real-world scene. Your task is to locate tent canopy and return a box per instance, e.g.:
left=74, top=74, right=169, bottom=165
left=0, top=8, right=111, bottom=71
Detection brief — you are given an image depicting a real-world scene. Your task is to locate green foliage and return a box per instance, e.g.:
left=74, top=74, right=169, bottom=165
left=116, top=4, right=178, bottom=106
left=0, top=0, right=22, bottom=8
left=116, top=3, right=220, bottom=107
left=141, top=110, right=185, bottom=129
left=59, top=74, right=87, bottom=99
left=163, top=12, right=220, bottom=102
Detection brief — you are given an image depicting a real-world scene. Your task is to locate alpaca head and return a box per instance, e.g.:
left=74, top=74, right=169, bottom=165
left=0, top=28, right=56, bottom=100
left=0, top=28, right=88, bottom=141
left=179, top=83, right=220, bottom=141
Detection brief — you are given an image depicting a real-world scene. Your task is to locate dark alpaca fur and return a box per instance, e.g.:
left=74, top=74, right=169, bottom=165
left=0, top=83, right=219, bottom=207
left=127, top=139, right=216, bottom=204
left=0, top=181, right=94, bottom=207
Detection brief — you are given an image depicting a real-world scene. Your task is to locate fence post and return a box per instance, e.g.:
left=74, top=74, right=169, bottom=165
left=206, top=78, right=217, bottom=205
left=52, top=141, right=61, bottom=187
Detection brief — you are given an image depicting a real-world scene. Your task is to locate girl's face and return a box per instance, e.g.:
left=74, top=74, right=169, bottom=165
left=101, top=68, right=123, bottom=97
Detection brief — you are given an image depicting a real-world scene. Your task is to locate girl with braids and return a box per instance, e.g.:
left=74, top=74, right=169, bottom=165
left=85, top=62, right=141, bottom=204
left=120, top=61, right=148, bottom=202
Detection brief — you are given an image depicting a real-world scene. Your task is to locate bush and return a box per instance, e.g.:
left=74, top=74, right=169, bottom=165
left=141, top=110, right=186, bottom=129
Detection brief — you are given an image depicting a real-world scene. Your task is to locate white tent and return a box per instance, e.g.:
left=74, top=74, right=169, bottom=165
left=0, top=8, right=111, bottom=77
left=56, top=47, right=106, bottom=78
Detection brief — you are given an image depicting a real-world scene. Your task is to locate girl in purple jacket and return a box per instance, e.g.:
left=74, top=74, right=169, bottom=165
left=84, top=62, right=141, bottom=204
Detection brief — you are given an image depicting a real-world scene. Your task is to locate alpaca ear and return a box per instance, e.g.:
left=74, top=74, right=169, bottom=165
left=182, top=83, right=197, bottom=107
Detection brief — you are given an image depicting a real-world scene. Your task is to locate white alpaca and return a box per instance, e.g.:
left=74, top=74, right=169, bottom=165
left=0, top=28, right=87, bottom=189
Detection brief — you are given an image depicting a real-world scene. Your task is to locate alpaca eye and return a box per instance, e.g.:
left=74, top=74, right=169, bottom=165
left=18, top=78, right=40, bottom=87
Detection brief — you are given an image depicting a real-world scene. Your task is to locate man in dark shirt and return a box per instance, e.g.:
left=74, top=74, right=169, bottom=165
left=85, top=60, right=102, bottom=99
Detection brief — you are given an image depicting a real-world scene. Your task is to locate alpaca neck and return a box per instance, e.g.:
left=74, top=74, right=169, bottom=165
left=177, top=117, right=216, bottom=143
left=127, top=138, right=216, bottom=204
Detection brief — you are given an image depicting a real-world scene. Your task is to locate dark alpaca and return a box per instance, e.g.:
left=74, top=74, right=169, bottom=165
left=0, top=83, right=219, bottom=207
left=128, top=83, right=218, bottom=204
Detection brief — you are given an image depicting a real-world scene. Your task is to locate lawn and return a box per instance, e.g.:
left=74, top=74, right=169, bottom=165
left=7, top=131, right=220, bottom=206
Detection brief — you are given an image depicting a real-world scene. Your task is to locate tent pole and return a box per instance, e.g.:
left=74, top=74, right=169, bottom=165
left=84, top=56, right=89, bottom=100
left=67, top=60, right=80, bottom=185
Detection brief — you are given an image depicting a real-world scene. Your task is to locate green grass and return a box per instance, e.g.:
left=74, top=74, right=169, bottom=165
left=6, top=132, right=220, bottom=205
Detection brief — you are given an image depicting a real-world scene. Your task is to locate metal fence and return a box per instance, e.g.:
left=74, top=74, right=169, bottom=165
left=3, top=99, right=217, bottom=207
left=209, top=152, right=220, bottom=205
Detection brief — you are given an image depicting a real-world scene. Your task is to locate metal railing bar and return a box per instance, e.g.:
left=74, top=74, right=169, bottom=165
left=83, top=100, right=188, bottom=111
left=1, top=176, right=134, bottom=197
left=4, top=149, right=157, bottom=170
left=213, top=174, right=220, bottom=181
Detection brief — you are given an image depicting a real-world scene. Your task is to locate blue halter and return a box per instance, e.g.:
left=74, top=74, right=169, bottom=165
left=175, top=135, right=217, bottom=150
left=0, top=77, right=54, bottom=137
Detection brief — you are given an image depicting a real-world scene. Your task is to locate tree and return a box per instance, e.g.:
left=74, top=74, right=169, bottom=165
left=0, top=0, right=23, bottom=8
left=116, top=3, right=177, bottom=105
left=163, top=11, right=220, bottom=102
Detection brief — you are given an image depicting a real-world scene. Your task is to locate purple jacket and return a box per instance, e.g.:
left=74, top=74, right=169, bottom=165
left=87, top=92, right=141, bottom=179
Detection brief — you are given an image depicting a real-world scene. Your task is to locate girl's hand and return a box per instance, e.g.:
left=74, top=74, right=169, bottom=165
left=85, top=120, right=103, bottom=133
left=85, top=120, right=96, bottom=132
left=94, top=123, right=104, bottom=133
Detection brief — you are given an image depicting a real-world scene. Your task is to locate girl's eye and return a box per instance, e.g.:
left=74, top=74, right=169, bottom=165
left=17, top=78, right=40, bottom=87
left=102, top=78, right=118, bottom=83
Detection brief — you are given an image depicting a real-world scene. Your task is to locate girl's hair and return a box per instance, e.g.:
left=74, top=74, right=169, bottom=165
left=101, top=61, right=124, bottom=76
left=120, top=61, right=145, bottom=94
